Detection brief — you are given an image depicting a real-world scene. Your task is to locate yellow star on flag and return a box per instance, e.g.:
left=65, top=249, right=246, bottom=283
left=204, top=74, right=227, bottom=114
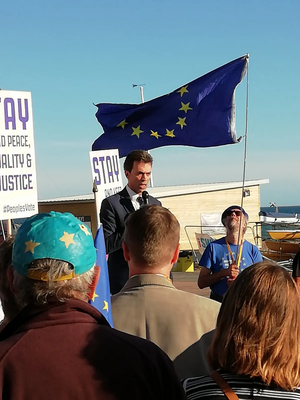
left=25, top=240, right=40, bottom=254
left=176, top=117, right=187, bottom=129
left=150, top=130, right=161, bottom=139
left=79, top=224, right=91, bottom=236
left=165, top=129, right=175, bottom=138
left=92, top=292, right=99, bottom=302
left=131, top=125, right=144, bottom=138
left=60, top=232, right=75, bottom=248
left=179, top=102, right=193, bottom=113
left=103, top=301, right=109, bottom=311
left=117, top=119, right=128, bottom=129
left=177, top=85, right=189, bottom=97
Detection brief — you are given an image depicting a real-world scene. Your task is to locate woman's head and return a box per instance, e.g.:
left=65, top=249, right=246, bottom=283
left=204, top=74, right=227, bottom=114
left=208, top=261, right=300, bottom=390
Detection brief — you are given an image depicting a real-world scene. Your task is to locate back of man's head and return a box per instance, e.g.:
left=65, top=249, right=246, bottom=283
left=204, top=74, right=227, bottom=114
left=11, top=211, right=96, bottom=309
left=123, top=149, right=153, bottom=172
left=124, top=205, right=180, bottom=269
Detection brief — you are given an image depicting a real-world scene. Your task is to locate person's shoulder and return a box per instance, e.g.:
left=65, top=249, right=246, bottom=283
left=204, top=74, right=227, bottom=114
left=106, top=324, right=171, bottom=359
left=101, top=187, right=127, bottom=204
left=0, top=331, right=25, bottom=363
left=112, top=276, right=173, bottom=302
left=175, top=289, right=220, bottom=309
left=111, top=287, right=137, bottom=303
left=148, top=194, right=161, bottom=205
left=208, top=237, right=226, bottom=247
left=182, top=373, right=213, bottom=392
left=244, top=240, right=260, bottom=252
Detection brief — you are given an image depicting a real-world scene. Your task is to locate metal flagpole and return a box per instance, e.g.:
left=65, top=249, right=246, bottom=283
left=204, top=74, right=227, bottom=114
left=133, top=84, right=154, bottom=188
left=236, top=54, right=250, bottom=253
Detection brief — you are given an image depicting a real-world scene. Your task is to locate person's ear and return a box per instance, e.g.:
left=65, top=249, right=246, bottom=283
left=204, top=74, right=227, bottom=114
left=125, top=170, right=130, bottom=179
left=243, top=219, right=247, bottom=233
left=122, top=241, right=130, bottom=262
left=171, top=243, right=180, bottom=265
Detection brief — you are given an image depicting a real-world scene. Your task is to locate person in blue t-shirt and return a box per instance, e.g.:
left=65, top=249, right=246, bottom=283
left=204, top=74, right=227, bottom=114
left=198, top=205, right=262, bottom=302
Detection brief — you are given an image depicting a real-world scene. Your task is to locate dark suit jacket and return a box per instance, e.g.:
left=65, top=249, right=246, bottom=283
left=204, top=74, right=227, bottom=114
left=100, top=187, right=161, bottom=294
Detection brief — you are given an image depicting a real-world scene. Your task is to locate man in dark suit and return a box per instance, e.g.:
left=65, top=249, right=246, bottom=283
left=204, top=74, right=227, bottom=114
left=100, top=150, right=161, bottom=294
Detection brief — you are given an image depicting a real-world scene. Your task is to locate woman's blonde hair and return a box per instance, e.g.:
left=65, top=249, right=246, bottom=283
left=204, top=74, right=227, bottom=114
left=208, top=261, right=300, bottom=390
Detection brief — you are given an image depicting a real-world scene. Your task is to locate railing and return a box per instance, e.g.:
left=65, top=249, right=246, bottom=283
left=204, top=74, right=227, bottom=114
left=184, top=222, right=296, bottom=271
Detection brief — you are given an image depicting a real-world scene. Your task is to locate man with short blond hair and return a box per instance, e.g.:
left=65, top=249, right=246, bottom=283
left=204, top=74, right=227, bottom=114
left=123, top=204, right=179, bottom=269
left=112, top=205, right=220, bottom=379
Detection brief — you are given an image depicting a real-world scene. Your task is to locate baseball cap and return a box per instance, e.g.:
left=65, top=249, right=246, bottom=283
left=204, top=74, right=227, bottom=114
left=221, top=205, right=248, bottom=225
left=12, top=211, right=96, bottom=280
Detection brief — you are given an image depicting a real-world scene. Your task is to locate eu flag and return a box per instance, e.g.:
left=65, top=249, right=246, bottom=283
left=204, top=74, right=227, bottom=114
left=89, top=225, right=113, bottom=327
left=92, top=55, right=248, bottom=157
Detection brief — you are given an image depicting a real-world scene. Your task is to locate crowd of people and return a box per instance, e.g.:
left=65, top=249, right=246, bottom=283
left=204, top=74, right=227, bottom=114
left=1, top=150, right=300, bottom=399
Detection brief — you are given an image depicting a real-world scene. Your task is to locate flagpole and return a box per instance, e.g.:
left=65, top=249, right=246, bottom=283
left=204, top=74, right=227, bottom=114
left=133, top=83, right=154, bottom=188
left=139, top=85, right=144, bottom=103
left=236, top=54, right=250, bottom=254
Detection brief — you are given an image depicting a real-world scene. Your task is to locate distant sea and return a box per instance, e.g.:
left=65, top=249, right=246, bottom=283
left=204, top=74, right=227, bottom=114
left=260, top=205, right=300, bottom=240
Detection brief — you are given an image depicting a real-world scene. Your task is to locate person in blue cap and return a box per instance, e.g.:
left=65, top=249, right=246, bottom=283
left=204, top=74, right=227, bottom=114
left=0, top=211, right=186, bottom=400
left=198, top=205, right=262, bottom=303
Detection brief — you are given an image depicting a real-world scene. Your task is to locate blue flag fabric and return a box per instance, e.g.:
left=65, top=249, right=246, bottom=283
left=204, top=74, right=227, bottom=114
left=92, top=55, right=248, bottom=157
left=89, top=225, right=113, bottom=327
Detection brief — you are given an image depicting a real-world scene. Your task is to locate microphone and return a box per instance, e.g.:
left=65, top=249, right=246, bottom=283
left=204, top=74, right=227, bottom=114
left=142, top=191, right=149, bottom=206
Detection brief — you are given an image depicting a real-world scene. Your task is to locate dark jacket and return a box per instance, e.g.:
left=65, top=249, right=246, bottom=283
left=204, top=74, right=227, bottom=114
left=100, top=187, right=161, bottom=294
left=0, top=299, right=185, bottom=400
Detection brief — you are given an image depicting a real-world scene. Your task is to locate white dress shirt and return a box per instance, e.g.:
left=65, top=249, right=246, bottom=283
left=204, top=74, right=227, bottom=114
left=126, top=185, right=143, bottom=210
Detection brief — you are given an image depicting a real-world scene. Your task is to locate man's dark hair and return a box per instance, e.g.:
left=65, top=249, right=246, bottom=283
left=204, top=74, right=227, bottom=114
left=123, top=150, right=153, bottom=172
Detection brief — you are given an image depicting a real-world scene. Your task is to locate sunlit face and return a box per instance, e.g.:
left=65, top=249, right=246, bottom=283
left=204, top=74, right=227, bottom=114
left=125, top=161, right=152, bottom=195
left=224, top=209, right=246, bottom=232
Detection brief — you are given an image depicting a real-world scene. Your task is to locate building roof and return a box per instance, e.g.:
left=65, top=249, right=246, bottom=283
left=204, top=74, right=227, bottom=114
left=39, top=179, right=269, bottom=204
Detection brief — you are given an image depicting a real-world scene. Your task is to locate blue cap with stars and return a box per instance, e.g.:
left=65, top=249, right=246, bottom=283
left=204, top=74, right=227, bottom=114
left=12, top=211, right=96, bottom=280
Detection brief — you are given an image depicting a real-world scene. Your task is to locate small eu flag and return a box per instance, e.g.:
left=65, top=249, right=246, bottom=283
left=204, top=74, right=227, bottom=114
left=89, top=225, right=113, bottom=327
left=92, top=55, right=248, bottom=157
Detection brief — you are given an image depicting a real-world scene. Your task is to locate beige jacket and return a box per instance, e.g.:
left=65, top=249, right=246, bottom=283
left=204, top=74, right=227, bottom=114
left=111, top=274, right=219, bottom=379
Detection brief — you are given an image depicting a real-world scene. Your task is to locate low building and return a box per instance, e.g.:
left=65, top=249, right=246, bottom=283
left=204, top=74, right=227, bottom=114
left=39, top=178, right=268, bottom=252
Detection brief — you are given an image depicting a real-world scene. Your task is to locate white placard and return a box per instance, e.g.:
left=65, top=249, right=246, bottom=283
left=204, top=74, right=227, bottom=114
left=195, top=233, right=214, bottom=254
left=201, top=213, right=226, bottom=235
left=0, top=91, right=38, bottom=220
left=89, top=149, right=123, bottom=203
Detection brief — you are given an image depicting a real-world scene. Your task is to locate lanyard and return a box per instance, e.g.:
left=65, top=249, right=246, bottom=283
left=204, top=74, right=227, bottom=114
left=225, top=239, right=243, bottom=269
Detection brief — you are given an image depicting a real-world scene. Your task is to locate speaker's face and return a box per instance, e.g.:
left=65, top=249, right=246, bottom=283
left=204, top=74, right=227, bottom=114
left=125, top=161, right=152, bottom=195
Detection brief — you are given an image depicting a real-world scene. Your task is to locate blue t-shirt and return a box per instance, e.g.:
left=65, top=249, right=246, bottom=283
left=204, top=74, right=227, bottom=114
left=200, top=237, right=263, bottom=296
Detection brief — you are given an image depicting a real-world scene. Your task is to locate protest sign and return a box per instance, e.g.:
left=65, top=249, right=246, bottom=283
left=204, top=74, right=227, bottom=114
left=0, top=91, right=38, bottom=220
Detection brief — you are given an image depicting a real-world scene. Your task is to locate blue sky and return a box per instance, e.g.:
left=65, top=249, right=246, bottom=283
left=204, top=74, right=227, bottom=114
left=1, top=0, right=299, bottom=206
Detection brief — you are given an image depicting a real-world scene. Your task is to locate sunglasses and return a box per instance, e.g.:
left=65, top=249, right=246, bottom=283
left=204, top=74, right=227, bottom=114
left=225, top=210, right=242, bottom=217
